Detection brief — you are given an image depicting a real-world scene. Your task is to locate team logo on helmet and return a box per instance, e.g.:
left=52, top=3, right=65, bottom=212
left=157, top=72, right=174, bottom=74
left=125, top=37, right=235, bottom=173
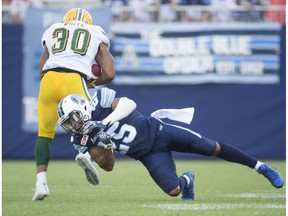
left=70, top=94, right=86, bottom=105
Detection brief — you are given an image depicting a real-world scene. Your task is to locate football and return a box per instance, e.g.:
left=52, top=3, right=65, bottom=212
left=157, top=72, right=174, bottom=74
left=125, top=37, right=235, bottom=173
left=91, top=64, right=102, bottom=79
left=86, top=64, right=102, bottom=88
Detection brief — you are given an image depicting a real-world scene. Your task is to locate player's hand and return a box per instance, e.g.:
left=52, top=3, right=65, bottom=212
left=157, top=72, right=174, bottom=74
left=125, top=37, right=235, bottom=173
left=97, top=130, right=111, bottom=144
left=97, top=141, right=112, bottom=150
left=86, top=79, right=97, bottom=89
left=82, top=121, right=106, bottom=135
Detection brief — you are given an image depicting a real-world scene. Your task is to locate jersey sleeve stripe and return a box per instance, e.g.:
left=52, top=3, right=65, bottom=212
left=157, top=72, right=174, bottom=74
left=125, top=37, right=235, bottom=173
left=100, top=87, right=116, bottom=108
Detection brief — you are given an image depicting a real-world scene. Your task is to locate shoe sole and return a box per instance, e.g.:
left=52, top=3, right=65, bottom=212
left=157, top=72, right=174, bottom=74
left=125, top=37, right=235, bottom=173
left=32, top=193, right=48, bottom=201
left=32, top=189, right=49, bottom=201
left=76, top=156, right=100, bottom=185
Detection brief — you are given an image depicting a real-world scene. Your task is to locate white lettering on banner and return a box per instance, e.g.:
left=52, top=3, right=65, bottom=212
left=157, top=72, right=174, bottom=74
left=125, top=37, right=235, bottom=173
left=120, top=45, right=139, bottom=68
left=22, top=97, right=38, bottom=124
left=152, top=35, right=253, bottom=75
left=215, top=61, right=236, bottom=75
left=163, top=56, right=214, bottom=74
left=149, top=36, right=251, bottom=57
left=140, top=30, right=161, bottom=41
left=212, top=36, right=251, bottom=55
left=109, top=23, right=281, bottom=85
left=240, top=62, right=264, bottom=75
left=163, top=58, right=263, bottom=75
left=149, top=36, right=210, bottom=57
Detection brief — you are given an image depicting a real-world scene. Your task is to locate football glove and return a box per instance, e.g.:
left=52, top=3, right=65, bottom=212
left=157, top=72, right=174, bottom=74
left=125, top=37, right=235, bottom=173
left=97, top=130, right=111, bottom=144
left=82, top=121, right=106, bottom=135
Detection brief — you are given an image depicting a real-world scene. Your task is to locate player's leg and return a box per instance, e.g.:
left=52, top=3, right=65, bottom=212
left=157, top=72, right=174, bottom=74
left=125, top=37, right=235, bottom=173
left=32, top=137, right=51, bottom=201
left=165, top=125, right=257, bottom=171
left=161, top=122, right=284, bottom=188
left=139, top=151, right=195, bottom=200
left=75, top=151, right=100, bottom=185
left=32, top=74, right=58, bottom=201
left=65, top=73, right=99, bottom=186
left=215, top=142, right=284, bottom=188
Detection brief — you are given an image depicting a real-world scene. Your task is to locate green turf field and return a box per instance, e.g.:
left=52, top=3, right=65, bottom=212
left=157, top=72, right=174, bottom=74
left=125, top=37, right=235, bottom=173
left=2, top=159, right=286, bottom=216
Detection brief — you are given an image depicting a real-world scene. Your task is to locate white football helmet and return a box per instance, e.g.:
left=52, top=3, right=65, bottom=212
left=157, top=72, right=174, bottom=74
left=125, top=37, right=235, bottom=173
left=58, top=94, right=91, bottom=133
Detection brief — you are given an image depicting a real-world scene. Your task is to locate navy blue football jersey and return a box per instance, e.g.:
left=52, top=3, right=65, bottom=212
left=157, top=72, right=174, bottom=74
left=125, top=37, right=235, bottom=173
left=71, top=87, right=159, bottom=159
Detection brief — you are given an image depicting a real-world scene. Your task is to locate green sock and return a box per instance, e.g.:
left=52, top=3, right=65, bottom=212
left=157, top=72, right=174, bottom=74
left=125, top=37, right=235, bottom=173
left=35, top=137, right=52, bottom=166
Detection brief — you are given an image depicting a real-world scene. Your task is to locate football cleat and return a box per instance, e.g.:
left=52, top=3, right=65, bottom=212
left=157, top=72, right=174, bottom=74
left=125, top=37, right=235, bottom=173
left=76, top=153, right=100, bottom=185
left=257, top=163, right=284, bottom=188
left=181, top=171, right=195, bottom=201
left=62, top=8, right=93, bottom=25
left=32, top=183, right=50, bottom=201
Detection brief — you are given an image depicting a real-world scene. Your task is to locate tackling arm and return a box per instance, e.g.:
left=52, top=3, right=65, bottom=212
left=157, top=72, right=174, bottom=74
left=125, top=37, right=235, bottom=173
left=102, top=97, right=137, bottom=126
left=92, top=43, right=115, bottom=86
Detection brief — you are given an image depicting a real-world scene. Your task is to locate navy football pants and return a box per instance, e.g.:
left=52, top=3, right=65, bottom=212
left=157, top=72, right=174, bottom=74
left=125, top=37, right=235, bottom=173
left=140, top=121, right=217, bottom=193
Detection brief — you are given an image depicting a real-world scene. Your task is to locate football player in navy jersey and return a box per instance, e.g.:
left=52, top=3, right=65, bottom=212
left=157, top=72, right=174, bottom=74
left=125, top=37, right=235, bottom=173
left=57, top=87, right=284, bottom=200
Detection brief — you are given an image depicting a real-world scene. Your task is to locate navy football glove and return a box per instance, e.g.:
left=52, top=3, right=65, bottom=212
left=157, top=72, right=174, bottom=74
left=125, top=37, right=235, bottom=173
left=97, top=131, right=112, bottom=149
left=97, top=130, right=111, bottom=144
left=82, top=121, right=106, bottom=135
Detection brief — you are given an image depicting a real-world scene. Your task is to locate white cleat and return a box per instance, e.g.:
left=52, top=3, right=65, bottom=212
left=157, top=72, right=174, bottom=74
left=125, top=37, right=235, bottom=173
left=75, top=153, right=100, bottom=185
left=32, top=183, right=50, bottom=201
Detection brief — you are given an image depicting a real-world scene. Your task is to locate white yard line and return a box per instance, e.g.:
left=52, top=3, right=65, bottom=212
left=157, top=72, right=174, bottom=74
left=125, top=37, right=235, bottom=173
left=221, top=193, right=285, bottom=199
left=142, top=192, right=286, bottom=211
left=142, top=203, right=285, bottom=211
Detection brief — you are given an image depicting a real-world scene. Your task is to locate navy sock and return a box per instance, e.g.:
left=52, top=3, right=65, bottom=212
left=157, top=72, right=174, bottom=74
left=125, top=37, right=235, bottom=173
left=179, top=176, right=187, bottom=191
left=216, top=143, right=257, bottom=169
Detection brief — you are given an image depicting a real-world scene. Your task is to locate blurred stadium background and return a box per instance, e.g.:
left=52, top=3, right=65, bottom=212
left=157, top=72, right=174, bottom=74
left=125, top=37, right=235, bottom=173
left=2, top=0, right=286, bottom=160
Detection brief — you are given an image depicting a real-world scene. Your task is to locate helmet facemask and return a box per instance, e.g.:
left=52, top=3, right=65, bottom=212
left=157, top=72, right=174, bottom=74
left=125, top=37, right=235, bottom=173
left=60, top=110, right=88, bottom=134
left=58, top=94, right=92, bottom=134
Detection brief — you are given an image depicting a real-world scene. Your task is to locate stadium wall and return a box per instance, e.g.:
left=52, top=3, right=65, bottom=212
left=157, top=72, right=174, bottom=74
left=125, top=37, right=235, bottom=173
left=2, top=24, right=286, bottom=160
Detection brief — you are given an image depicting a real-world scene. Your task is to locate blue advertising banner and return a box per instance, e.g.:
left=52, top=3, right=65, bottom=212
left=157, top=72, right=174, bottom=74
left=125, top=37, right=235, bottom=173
left=3, top=24, right=285, bottom=159
left=22, top=7, right=112, bottom=132
left=110, top=23, right=281, bottom=85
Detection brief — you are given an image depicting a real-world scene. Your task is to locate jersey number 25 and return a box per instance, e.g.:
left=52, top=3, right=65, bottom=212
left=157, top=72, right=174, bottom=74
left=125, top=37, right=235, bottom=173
left=106, top=121, right=137, bottom=154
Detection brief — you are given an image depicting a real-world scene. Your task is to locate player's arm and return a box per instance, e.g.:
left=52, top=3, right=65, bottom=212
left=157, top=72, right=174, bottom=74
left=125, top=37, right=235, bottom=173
left=38, top=43, right=49, bottom=80
left=88, top=146, right=115, bottom=171
left=102, top=97, right=137, bottom=126
left=82, top=96, right=136, bottom=134
left=93, top=42, right=115, bottom=86
left=82, top=87, right=136, bottom=133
